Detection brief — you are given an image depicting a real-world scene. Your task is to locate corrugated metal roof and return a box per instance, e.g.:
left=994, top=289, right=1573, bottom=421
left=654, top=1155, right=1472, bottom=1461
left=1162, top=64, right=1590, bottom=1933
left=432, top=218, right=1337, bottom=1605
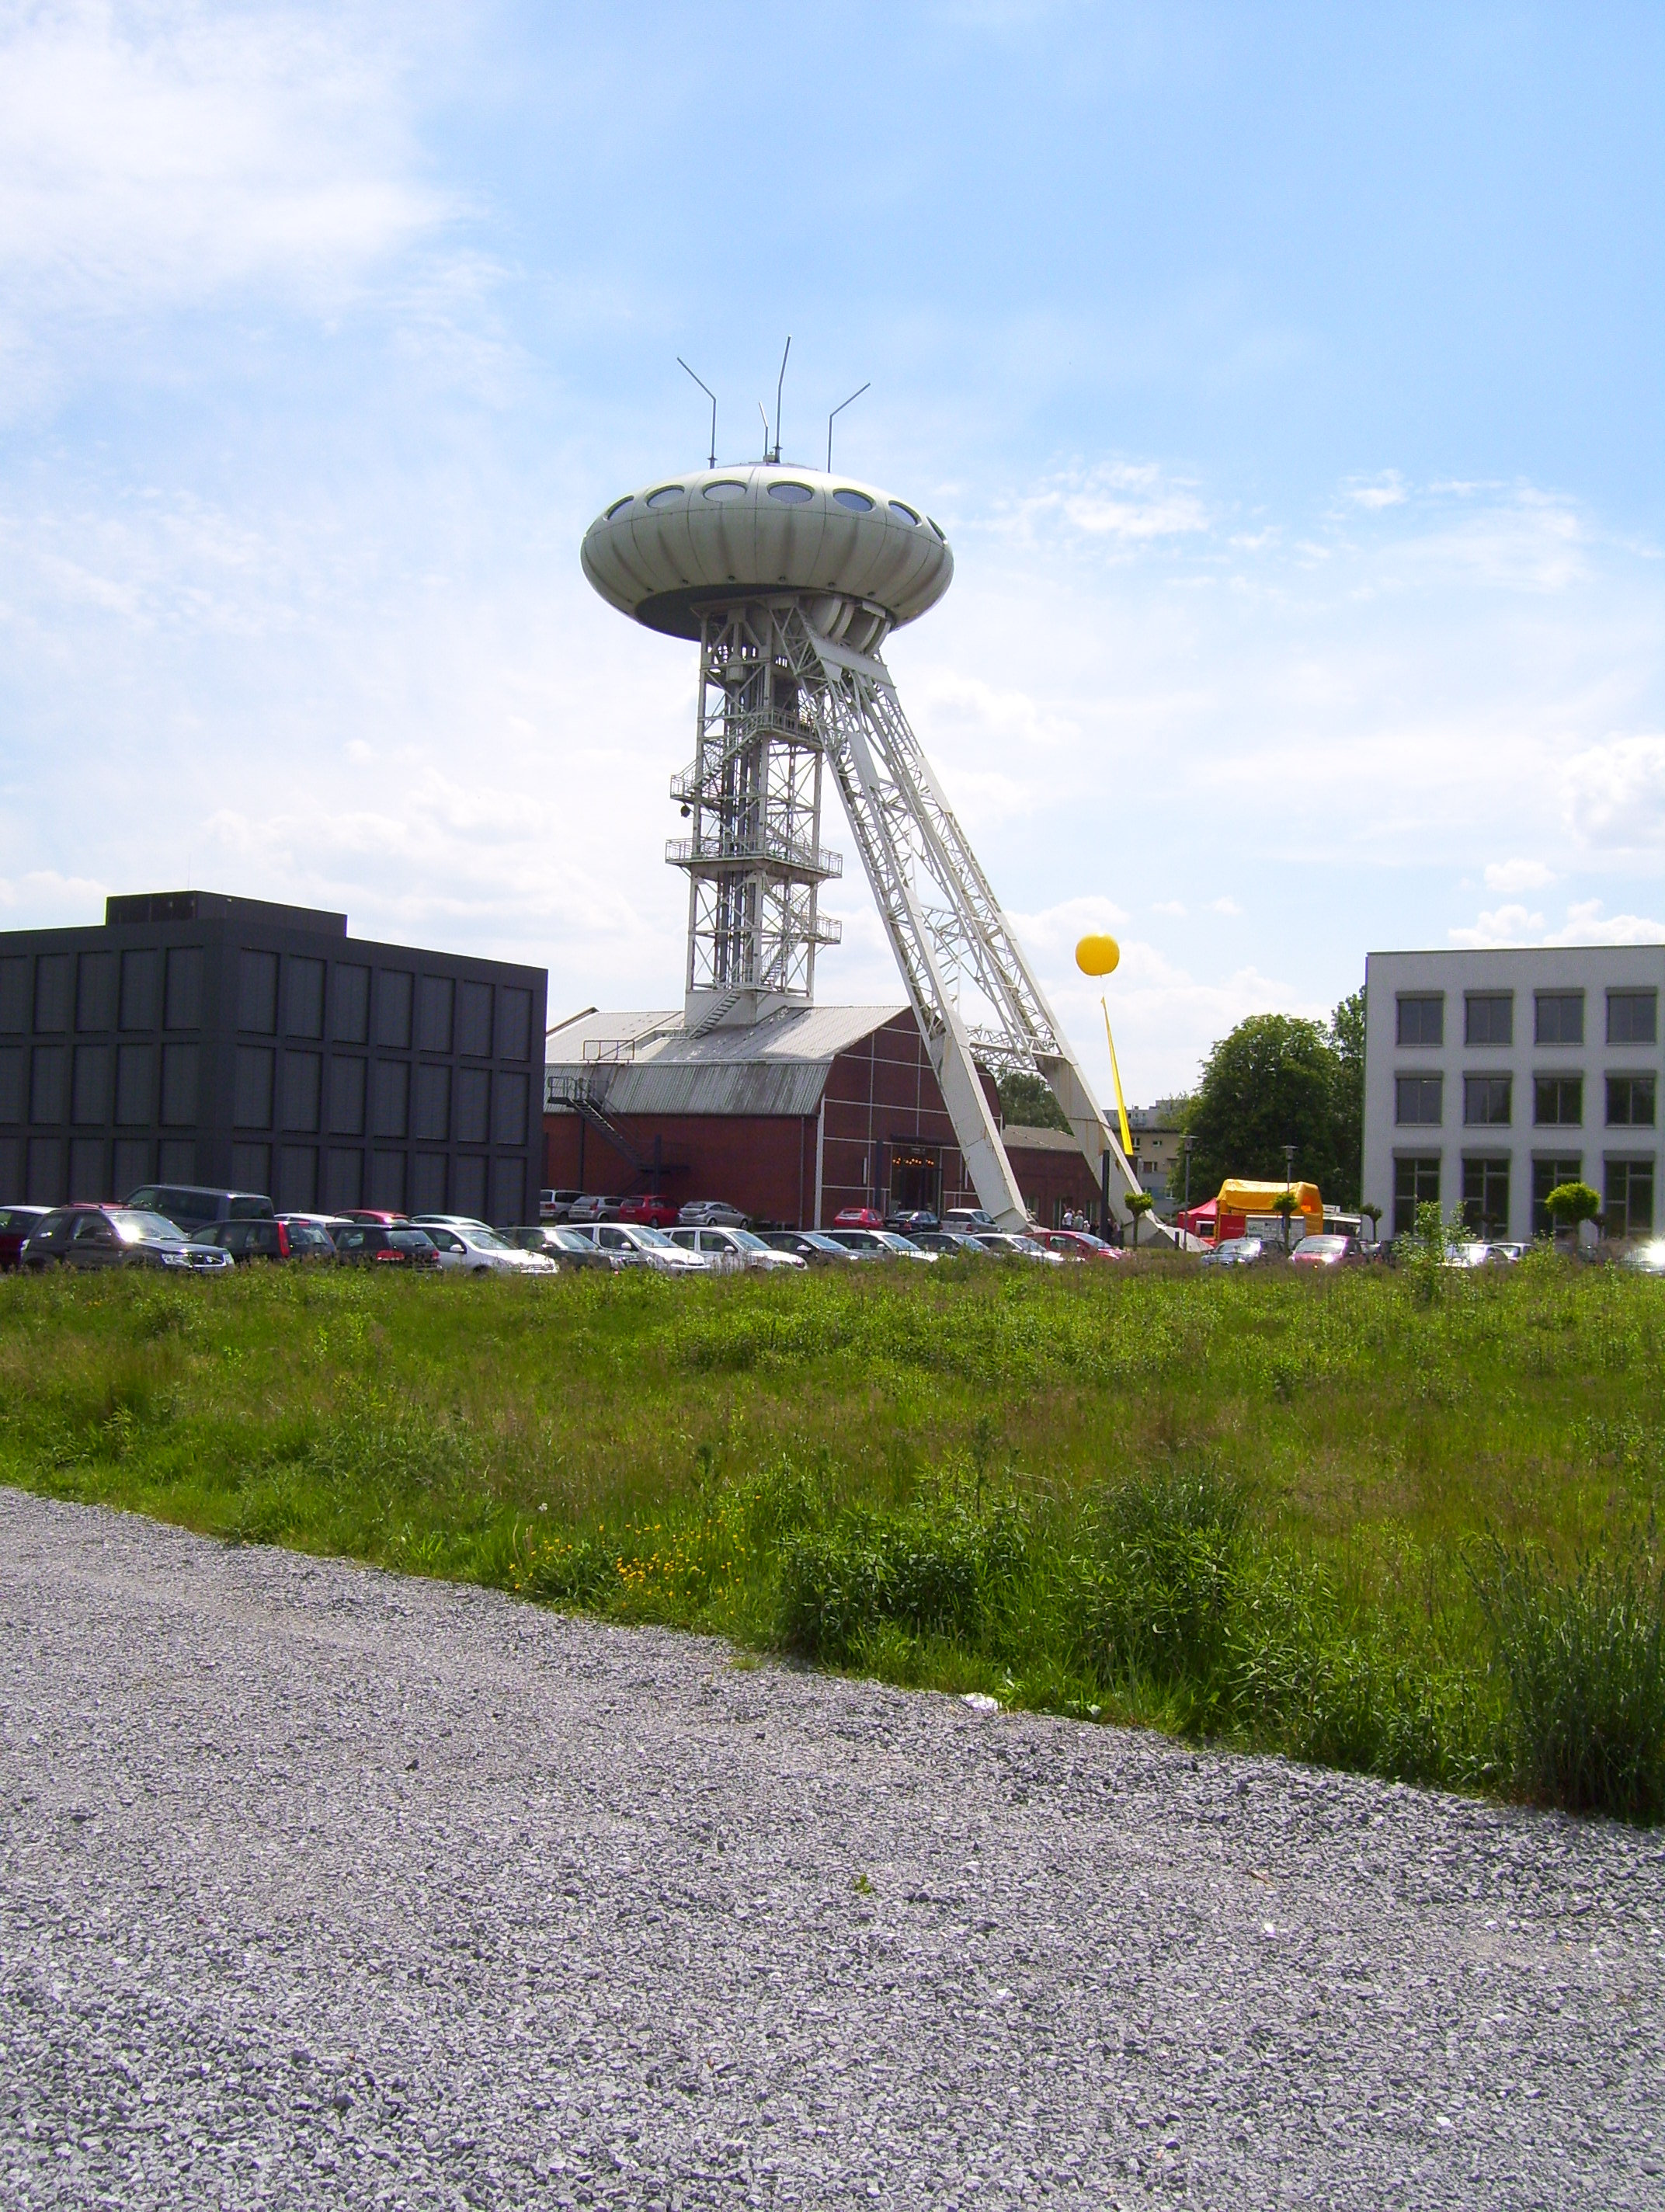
left=600, top=1062, right=830, bottom=1118
left=545, top=1003, right=909, bottom=1076
left=1001, top=1124, right=1088, bottom=1153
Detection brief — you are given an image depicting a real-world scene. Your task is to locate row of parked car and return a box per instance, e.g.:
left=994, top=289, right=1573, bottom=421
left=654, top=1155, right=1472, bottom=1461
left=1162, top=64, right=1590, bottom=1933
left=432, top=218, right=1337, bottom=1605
left=0, top=1182, right=1135, bottom=1277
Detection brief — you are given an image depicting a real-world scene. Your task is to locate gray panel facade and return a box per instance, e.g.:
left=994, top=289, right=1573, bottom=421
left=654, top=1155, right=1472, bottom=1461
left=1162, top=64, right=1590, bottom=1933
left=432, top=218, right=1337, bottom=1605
left=0, top=892, right=547, bottom=1224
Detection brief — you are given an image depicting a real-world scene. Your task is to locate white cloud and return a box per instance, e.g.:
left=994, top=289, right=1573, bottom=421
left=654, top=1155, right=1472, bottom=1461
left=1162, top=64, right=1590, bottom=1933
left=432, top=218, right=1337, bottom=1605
left=1560, top=734, right=1665, bottom=853
left=985, top=462, right=1208, bottom=550
left=1208, top=896, right=1242, bottom=915
left=1483, top=857, right=1557, bottom=894
left=0, top=2, right=451, bottom=317
left=1449, top=898, right=1665, bottom=949
left=1151, top=899, right=1187, bottom=916
left=1346, top=471, right=1407, bottom=510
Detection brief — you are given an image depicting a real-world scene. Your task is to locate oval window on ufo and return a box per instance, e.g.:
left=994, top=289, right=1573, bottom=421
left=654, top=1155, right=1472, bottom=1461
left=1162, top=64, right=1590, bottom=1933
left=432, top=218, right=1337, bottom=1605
left=605, top=496, right=634, bottom=520
left=889, top=501, right=919, bottom=525
left=702, top=481, right=747, bottom=502
left=767, top=482, right=815, bottom=504
left=832, top=489, right=873, bottom=513
left=647, top=485, right=684, bottom=508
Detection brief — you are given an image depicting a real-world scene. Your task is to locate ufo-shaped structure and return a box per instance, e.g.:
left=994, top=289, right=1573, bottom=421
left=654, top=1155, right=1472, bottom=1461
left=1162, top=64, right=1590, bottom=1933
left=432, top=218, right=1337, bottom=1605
left=581, top=460, right=1146, bottom=1234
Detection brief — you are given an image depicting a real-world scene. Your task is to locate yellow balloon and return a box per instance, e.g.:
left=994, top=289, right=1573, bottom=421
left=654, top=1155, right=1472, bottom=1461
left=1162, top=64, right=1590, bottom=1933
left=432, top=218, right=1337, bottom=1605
left=1076, top=932, right=1121, bottom=978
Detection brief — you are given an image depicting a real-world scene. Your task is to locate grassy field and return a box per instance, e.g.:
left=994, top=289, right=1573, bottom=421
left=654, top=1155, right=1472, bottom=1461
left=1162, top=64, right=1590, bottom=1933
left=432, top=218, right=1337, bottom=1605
left=4, top=1253, right=1663, bottom=1821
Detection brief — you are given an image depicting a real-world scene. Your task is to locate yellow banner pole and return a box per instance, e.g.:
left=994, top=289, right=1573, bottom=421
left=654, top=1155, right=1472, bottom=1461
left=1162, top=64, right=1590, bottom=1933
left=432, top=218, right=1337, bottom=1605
left=1100, top=996, right=1133, bottom=1160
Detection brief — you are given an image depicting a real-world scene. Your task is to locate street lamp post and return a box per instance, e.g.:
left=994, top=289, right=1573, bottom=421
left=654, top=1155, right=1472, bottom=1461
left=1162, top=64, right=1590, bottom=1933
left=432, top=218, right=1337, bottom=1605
left=1282, top=1143, right=1296, bottom=1252
left=1183, top=1133, right=1194, bottom=1215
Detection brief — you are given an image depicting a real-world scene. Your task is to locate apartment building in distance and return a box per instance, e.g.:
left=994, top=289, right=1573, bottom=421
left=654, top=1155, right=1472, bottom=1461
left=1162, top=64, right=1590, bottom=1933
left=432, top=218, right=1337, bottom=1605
left=1362, top=944, right=1661, bottom=1243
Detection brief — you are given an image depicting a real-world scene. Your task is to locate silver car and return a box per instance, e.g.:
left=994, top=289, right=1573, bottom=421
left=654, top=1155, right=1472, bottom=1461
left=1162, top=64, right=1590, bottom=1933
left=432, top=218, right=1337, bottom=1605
left=669, top=1226, right=805, bottom=1271
left=677, top=1198, right=749, bottom=1229
left=568, top=1221, right=711, bottom=1275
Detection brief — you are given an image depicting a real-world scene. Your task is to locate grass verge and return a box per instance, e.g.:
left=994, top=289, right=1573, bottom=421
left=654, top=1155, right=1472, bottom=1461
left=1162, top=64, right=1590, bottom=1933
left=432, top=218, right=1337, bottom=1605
left=3, top=1253, right=1663, bottom=1821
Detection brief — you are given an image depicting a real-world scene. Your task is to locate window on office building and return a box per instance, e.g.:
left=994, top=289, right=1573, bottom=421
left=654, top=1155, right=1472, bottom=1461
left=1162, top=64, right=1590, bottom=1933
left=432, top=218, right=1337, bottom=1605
left=1463, top=1074, right=1512, bottom=1126
left=1396, top=994, right=1443, bottom=1048
left=1606, top=1158, right=1655, bottom=1238
left=1392, top=1155, right=1440, bottom=1235
left=1462, top=1156, right=1510, bottom=1237
left=1396, top=1073, right=1442, bottom=1125
left=1465, top=993, right=1513, bottom=1046
left=1532, top=1156, right=1583, bottom=1240
left=1535, top=991, right=1584, bottom=1046
left=1608, top=990, right=1658, bottom=1046
left=1607, top=1074, right=1656, bottom=1127
left=1534, top=1074, right=1582, bottom=1126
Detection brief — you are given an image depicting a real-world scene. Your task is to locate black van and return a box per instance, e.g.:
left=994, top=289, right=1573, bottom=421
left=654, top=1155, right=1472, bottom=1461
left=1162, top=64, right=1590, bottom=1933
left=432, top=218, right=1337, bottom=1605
left=123, top=1184, right=276, bottom=1232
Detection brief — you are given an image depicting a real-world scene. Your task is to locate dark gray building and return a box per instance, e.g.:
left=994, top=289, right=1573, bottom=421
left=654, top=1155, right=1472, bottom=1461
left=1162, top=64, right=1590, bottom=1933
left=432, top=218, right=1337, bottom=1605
left=0, top=892, right=547, bottom=1223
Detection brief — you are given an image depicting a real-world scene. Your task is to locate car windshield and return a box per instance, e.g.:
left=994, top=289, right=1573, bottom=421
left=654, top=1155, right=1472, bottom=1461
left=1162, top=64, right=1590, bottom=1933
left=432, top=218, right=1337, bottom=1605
left=547, top=1227, right=589, bottom=1250
left=634, top=1226, right=676, bottom=1248
left=1301, top=1236, right=1347, bottom=1254
left=111, top=1211, right=181, bottom=1242
left=732, top=1229, right=770, bottom=1252
left=466, top=1229, right=513, bottom=1252
left=1011, top=1236, right=1046, bottom=1253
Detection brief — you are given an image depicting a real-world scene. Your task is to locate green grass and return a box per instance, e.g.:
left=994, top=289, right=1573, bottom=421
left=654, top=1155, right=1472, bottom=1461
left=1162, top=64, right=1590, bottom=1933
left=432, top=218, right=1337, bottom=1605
left=4, top=1252, right=1663, bottom=1821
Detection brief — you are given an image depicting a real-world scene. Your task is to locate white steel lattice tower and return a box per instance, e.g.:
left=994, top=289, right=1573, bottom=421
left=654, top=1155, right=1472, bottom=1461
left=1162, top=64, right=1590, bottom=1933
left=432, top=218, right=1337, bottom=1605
left=582, top=461, right=1152, bottom=1234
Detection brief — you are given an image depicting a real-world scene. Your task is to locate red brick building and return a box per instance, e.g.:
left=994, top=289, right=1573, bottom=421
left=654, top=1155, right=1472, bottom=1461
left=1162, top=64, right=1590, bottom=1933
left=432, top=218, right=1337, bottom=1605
left=544, top=1004, right=1106, bottom=1229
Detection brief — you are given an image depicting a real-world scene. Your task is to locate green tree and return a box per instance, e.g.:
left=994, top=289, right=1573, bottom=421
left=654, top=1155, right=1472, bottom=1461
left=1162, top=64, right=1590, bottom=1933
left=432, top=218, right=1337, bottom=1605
left=995, top=1069, right=1070, bottom=1131
left=1545, top=1181, right=1601, bottom=1239
left=1327, top=987, right=1365, bottom=1209
left=1123, top=1190, right=1155, bottom=1249
left=1181, top=1013, right=1344, bottom=1206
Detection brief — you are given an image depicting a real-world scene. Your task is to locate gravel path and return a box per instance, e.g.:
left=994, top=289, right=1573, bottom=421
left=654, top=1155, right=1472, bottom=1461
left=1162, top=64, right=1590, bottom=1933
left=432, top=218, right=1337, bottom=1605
left=2, top=1489, right=1662, bottom=2209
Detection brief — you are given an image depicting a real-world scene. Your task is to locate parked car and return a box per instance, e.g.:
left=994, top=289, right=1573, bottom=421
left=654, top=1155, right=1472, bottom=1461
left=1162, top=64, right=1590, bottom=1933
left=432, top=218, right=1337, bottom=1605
left=337, top=1209, right=410, bottom=1227
left=565, top=1221, right=711, bottom=1275
left=905, top=1229, right=988, bottom=1257
left=540, top=1188, right=585, bottom=1222
left=822, top=1227, right=937, bottom=1262
left=567, top=1194, right=624, bottom=1223
left=330, top=1223, right=440, bottom=1268
left=832, top=1205, right=885, bottom=1229
left=415, top=1222, right=556, bottom=1275
left=942, top=1207, right=998, bottom=1232
left=1444, top=1240, right=1513, bottom=1270
left=1200, top=1236, right=1267, bottom=1268
left=617, top=1194, right=680, bottom=1229
left=970, top=1231, right=1065, bottom=1265
left=669, top=1226, right=806, bottom=1271
left=1288, top=1233, right=1369, bottom=1270
left=123, top=1183, right=275, bottom=1232
left=23, top=1204, right=235, bottom=1273
left=886, top=1209, right=939, bottom=1233
left=410, top=1212, right=495, bottom=1235
left=756, top=1229, right=858, bottom=1265
left=1621, top=1238, right=1665, bottom=1275
left=678, top=1198, right=749, bottom=1229
left=0, top=1204, right=51, bottom=1269
left=189, top=1218, right=336, bottom=1263
left=506, top=1223, right=631, bottom=1271
left=1031, top=1228, right=1125, bottom=1263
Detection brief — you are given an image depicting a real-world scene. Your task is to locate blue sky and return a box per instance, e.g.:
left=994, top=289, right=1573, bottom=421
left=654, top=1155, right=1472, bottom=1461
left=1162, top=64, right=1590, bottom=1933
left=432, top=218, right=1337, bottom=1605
left=2, top=2, right=1661, bottom=1100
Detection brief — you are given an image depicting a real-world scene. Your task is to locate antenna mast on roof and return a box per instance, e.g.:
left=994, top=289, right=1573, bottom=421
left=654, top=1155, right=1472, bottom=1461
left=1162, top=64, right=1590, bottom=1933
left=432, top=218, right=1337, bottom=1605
left=826, top=381, right=871, bottom=472
left=676, top=358, right=718, bottom=469
left=770, top=336, right=791, bottom=464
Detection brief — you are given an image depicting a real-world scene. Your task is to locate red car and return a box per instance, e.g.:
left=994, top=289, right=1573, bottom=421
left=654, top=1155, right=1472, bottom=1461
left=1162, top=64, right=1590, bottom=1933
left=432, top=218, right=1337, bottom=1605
left=1032, top=1228, right=1126, bottom=1263
left=0, top=1205, right=51, bottom=1269
left=832, top=1206, right=885, bottom=1229
left=617, top=1194, right=680, bottom=1229
left=339, top=1209, right=409, bottom=1226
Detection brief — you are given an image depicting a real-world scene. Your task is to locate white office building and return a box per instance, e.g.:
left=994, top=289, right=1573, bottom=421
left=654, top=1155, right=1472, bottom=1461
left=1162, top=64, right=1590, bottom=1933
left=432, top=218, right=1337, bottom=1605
left=1362, top=944, right=1661, bottom=1242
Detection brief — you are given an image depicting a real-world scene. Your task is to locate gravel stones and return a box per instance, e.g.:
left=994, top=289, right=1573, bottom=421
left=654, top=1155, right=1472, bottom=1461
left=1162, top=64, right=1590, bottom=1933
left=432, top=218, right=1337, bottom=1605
left=2, top=1486, right=1663, bottom=2208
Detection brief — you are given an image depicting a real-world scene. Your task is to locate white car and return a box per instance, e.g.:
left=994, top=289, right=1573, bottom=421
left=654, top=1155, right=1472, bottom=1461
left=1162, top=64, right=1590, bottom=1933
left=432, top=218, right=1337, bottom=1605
left=415, top=1222, right=555, bottom=1275
left=677, top=1198, right=749, bottom=1228
left=567, top=1221, right=711, bottom=1275
left=669, top=1226, right=806, bottom=1271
